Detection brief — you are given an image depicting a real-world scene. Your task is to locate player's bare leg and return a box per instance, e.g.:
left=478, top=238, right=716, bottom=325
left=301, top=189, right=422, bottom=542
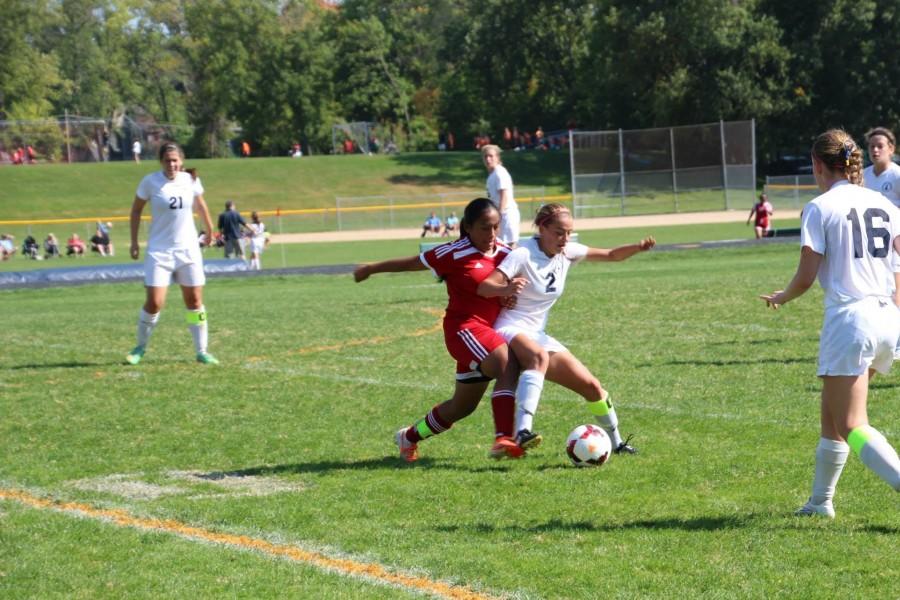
left=545, top=351, right=635, bottom=454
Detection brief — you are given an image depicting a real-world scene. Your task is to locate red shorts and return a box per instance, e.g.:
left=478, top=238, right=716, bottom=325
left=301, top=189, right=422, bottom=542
left=444, top=321, right=506, bottom=382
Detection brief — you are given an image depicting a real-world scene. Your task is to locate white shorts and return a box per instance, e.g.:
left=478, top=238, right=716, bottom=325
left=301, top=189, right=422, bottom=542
left=250, top=238, right=265, bottom=254
left=144, top=247, right=206, bottom=287
left=817, top=297, right=900, bottom=376
left=495, top=324, right=568, bottom=354
left=499, top=205, right=521, bottom=245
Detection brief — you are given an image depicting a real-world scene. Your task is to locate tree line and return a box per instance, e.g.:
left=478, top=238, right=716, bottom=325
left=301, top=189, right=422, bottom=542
left=2, top=0, right=898, bottom=164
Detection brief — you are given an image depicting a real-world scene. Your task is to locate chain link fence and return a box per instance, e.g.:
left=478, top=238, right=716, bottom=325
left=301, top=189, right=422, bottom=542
left=570, top=119, right=756, bottom=218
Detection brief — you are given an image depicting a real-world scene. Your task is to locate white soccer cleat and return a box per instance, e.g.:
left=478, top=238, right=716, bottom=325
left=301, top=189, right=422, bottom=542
left=394, top=428, right=418, bottom=462
left=794, top=499, right=835, bottom=519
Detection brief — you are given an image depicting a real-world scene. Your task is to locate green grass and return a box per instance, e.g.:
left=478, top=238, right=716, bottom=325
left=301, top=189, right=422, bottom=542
left=0, top=218, right=802, bottom=273
left=1, top=239, right=897, bottom=598
left=0, top=151, right=572, bottom=221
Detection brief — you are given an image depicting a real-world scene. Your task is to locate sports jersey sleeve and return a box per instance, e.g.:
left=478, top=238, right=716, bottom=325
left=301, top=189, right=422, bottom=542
left=563, top=242, right=589, bottom=262
left=496, top=246, right=528, bottom=279
left=193, top=177, right=204, bottom=197
left=136, top=174, right=152, bottom=201
left=497, top=168, right=512, bottom=191
left=420, top=245, right=451, bottom=278
left=800, top=203, right=825, bottom=254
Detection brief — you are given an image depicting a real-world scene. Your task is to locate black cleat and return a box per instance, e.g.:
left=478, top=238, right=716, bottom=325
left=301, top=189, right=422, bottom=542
left=614, top=434, right=638, bottom=455
left=515, top=428, right=543, bottom=451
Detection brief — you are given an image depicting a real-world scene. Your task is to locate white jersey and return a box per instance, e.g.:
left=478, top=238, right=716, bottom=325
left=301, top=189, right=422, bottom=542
left=863, top=162, right=900, bottom=207
left=801, top=180, right=900, bottom=308
left=486, top=164, right=518, bottom=215
left=494, top=236, right=588, bottom=331
left=136, top=171, right=202, bottom=252
left=192, top=176, right=205, bottom=197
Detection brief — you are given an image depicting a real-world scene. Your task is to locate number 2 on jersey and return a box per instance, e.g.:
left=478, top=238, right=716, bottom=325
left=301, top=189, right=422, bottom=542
left=846, top=207, right=890, bottom=258
left=168, top=196, right=183, bottom=210
left=545, top=272, right=557, bottom=293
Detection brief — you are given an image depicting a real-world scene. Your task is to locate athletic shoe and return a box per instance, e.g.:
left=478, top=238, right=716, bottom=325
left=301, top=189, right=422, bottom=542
left=395, top=427, right=418, bottom=462
left=125, top=346, right=145, bottom=365
left=795, top=499, right=835, bottom=519
left=196, top=352, right=220, bottom=365
left=489, top=436, right=524, bottom=459
left=614, top=434, right=638, bottom=455
left=515, top=429, right=543, bottom=451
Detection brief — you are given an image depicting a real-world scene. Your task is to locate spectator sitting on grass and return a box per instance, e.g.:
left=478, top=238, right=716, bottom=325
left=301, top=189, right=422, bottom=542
left=91, top=225, right=112, bottom=256
left=442, top=212, right=460, bottom=237
left=0, top=234, right=16, bottom=260
left=67, top=233, right=86, bottom=257
left=420, top=212, right=442, bottom=237
left=44, top=233, right=60, bottom=258
left=22, top=235, right=40, bottom=259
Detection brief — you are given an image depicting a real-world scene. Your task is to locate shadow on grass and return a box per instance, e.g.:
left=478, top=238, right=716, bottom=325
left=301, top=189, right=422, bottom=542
left=639, top=357, right=814, bottom=368
left=3, top=360, right=146, bottom=370
left=434, top=513, right=761, bottom=535
left=204, top=457, right=513, bottom=476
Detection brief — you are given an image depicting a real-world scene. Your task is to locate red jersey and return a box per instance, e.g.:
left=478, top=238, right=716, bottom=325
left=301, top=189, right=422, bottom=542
left=420, top=237, right=511, bottom=329
left=754, top=201, right=773, bottom=228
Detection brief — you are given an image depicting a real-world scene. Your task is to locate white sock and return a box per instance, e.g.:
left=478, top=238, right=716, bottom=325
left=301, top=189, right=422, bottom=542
left=809, top=437, right=849, bottom=506
left=186, top=306, right=208, bottom=354
left=514, top=370, right=544, bottom=434
left=850, top=425, right=900, bottom=491
left=587, top=390, right=623, bottom=447
left=136, top=309, right=160, bottom=348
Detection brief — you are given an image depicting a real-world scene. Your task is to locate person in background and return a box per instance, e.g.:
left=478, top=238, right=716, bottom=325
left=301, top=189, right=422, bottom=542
left=482, top=144, right=520, bottom=246
left=132, top=139, right=142, bottom=163
left=760, top=128, right=900, bottom=518
left=442, top=212, right=460, bottom=237
left=247, top=211, right=266, bottom=270
left=66, top=233, right=85, bottom=257
left=420, top=212, right=442, bottom=238
left=747, top=193, right=774, bottom=239
left=217, top=200, right=251, bottom=259
left=0, top=234, right=16, bottom=259
left=44, top=233, right=60, bottom=258
left=863, top=126, right=900, bottom=208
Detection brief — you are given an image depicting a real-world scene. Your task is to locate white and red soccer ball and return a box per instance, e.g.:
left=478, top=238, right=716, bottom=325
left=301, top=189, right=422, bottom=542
left=565, top=424, right=611, bottom=467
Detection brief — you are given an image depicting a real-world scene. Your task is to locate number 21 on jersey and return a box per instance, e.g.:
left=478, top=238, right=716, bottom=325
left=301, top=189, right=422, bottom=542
left=168, top=196, right=184, bottom=210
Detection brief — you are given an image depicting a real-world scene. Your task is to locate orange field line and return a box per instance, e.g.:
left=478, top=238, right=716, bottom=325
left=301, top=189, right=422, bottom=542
left=293, top=308, right=443, bottom=355
left=0, top=487, right=497, bottom=600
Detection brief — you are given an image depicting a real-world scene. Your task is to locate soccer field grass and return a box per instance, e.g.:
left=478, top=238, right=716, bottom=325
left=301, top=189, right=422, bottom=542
left=1, top=242, right=898, bottom=598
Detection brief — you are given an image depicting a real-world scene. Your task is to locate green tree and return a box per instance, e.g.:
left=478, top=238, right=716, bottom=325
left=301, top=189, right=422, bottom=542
left=0, top=0, right=62, bottom=119
left=582, top=0, right=791, bottom=130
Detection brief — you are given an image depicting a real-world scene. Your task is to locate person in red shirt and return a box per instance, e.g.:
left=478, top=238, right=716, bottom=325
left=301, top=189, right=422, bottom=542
left=354, top=198, right=527, bottom=462
left=747, top=193, right=774, bottom=239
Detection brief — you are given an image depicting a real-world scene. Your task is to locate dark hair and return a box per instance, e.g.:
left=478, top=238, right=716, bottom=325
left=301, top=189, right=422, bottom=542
left=158, top=141, right=183, bottom=161
left=459, top=197, right=499, bottom=240
left=865, top=126, right=896, bottom=148
left=811, top=129, right=863, bottom=186
left=184, top=167, right=198, bottom=180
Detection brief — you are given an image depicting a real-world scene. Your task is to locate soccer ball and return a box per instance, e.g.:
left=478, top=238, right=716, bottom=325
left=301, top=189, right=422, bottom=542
left=565, top=424, right=611, bottom=467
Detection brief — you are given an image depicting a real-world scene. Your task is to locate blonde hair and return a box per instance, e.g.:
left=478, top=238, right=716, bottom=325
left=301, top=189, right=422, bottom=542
left=534, top=203, right=572, bottom=228
left=481, top=144, right=501, bottom=158
left=811, top=129, right=863, bottom=186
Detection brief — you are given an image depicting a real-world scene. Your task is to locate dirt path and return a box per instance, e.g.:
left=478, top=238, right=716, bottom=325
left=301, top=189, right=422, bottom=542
left=271, top=209, right=803, bottom=244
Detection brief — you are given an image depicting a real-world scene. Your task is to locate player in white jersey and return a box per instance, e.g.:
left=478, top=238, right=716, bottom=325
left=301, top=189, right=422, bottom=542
left=761, top=129, right=900, bottom=517
left=478, top=203, right=655, bottom=454
left=247, top=211, right=266, bottom=270
left=126, top=142, right=219, bottom=365
left=862, top=126, right=900, bottom=208
left=482, top=144, right=520, bottom=246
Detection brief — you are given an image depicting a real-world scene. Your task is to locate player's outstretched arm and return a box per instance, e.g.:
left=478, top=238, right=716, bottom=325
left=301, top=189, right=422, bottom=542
left=354, top=256, right=427, bottom=282
left=584, top=236, right=655, bottom=262
left=129, top=196, right=147, bottom=260
left=760, top=245, right=821, bottom=309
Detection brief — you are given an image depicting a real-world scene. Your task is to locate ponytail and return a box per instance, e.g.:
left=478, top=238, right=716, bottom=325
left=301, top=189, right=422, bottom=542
left=811, top=129, right=863, bottom=186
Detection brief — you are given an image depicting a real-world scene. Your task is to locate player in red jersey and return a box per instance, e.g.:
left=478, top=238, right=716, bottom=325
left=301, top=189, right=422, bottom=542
left=354, top=198, right=527, bottom=462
